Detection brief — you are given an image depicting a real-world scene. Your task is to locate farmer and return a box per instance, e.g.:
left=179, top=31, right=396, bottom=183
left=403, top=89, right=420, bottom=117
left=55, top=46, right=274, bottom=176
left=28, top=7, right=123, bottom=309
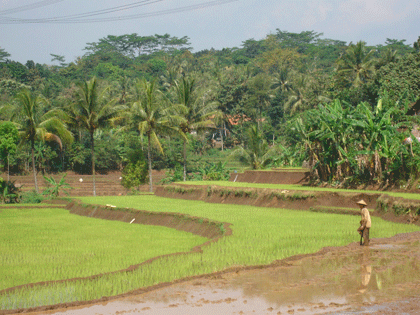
left=356, top=200, right=371, bottom=246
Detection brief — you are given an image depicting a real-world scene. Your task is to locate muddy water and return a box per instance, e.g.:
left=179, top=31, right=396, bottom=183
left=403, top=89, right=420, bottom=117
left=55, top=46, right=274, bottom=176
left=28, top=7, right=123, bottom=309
left=36, top=236, right=420, bottom=315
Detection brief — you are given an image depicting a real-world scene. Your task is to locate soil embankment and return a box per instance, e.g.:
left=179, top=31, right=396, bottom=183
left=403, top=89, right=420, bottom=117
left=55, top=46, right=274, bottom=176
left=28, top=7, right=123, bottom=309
left=66, top=200, right=230, bottom=240
left=229, top=169, right=310, bottom=184
left=1, top=170, right=166, bottom=197
left=155, top=184, right=378, bottom=210
left=155, top=184, right=420, bottom=226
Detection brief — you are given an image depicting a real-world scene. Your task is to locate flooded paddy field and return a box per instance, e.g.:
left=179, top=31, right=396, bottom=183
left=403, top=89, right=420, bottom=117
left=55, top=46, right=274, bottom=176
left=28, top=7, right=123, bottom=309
left=31, top=232, right=420, bottom=315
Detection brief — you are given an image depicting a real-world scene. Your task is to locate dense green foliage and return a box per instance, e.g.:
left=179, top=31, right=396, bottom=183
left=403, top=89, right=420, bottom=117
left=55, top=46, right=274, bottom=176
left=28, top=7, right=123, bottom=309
left=0, top=122, right=19, bottom=177
left=0, top=177, right=20, bottom=203
left=1, top=30, right=419, bottom=186
left=292, top=96, right=420, bottom=186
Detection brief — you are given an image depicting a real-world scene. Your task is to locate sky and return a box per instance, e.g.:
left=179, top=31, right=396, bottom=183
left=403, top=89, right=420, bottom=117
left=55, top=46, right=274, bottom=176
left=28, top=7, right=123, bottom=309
left=0, top=0, right=419, bottom=65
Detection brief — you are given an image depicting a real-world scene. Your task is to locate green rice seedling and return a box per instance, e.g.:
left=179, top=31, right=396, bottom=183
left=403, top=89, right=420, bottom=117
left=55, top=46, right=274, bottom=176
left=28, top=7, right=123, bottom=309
left=0, top=206, right=207, bottom=291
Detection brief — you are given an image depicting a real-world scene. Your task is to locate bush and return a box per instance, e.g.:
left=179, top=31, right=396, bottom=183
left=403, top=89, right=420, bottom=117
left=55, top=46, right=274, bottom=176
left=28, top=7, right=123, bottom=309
left=121, top=160, right=148, bottom=190
left=121, top=135, right=148, bottom=190
left=199, top=162, right=230, bottom=181
left=20, top=190, right=43, bottom=203
left=160, top=165, right=184, bottom=184
left=0, top=178, right=20, bottom=203
left=42, top=173, right=72, bottom=198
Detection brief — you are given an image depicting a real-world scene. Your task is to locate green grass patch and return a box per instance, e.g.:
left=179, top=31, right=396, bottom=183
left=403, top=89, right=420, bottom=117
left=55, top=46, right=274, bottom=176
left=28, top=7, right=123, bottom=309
left=2, top=196, right=419, bottom=309
left=0, top=207, right=207, bottom=290
left=310, top=206, right=361, bottom=214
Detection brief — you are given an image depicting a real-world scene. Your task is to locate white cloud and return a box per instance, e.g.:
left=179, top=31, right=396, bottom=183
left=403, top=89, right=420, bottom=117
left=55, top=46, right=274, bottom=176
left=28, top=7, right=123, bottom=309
left=338, top=0, right=416, bottom=24
left=300, top=1, right=334, bottom=28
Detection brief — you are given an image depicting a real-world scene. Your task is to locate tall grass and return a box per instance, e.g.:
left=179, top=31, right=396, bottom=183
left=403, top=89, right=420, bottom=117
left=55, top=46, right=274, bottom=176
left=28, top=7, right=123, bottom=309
left=1, top=196, right=419, bottom=309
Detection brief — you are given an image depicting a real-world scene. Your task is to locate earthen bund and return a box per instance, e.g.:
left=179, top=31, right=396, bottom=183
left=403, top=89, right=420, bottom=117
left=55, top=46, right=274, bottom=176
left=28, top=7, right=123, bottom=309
left=154, top=184, right=420, bottom=225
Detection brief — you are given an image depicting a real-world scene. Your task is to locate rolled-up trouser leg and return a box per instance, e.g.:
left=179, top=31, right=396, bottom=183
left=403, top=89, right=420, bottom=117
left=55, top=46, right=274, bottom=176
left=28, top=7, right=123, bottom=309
left=362, top=228, right=370, bottom=246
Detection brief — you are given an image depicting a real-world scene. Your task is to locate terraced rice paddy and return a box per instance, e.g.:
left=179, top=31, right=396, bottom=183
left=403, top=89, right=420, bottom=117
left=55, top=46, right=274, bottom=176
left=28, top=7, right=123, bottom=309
left=1, top=191, right=419, bottom=310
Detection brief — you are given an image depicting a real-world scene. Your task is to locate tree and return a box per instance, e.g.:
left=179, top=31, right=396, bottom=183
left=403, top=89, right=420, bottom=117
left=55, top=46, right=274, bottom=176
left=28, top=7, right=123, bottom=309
left=173, top=76, right=220, bottom=181
left=245, top=73, right=274, bottom=123
left=125, top=78, right=184, bottom=192
left=271, top=67, right=292, bottom=93
left=230, top=125, right=278, bottom=169
left=376, top=48, right=399, bottom=69
left=69, top=77, right=123, bottom=196
left=336, top=41, right=376, bottom=88
left=50, top=54, right=67, bottom=67
left=376, top=38, right=414, bottom=57
left=119, top=131, right=148, bottom=190
left=292, top=97, right=409, bottom=184
left=0, top=48, right=11, bottom=62
left=352, top=101, right=406, bottom=181
left=284, top=74, right=311, bottom=114
left=274, top=30, right=323, bottom=54
left=0, top=122, right=19, bottom=181
left=378, top=53, right=420, bottom=101
left=414, top=36, right=420, bottom=53
left=11, top=89, right=73, bottom=193
left=42, top=173, right=72, bottom=198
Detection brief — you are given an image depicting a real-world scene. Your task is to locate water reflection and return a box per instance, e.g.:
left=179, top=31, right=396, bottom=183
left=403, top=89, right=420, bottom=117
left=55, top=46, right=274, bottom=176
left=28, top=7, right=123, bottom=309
left=227, top=243, right=420, bottom=308
left=48, top=242, right=420, bottom=315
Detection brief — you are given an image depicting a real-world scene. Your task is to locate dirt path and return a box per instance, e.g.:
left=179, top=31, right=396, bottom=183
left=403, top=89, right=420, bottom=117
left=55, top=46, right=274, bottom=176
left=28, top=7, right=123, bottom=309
left=26, top=231, right=420, bottom=315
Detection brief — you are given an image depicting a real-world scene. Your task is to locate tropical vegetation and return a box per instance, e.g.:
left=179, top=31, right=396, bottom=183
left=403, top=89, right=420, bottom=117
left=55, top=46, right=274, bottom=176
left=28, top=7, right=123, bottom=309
left=1, top=31, right=420, bottom=189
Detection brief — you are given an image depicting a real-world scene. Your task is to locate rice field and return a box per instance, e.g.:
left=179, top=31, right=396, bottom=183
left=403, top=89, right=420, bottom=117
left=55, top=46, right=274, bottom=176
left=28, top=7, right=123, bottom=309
left=0, top=207, right=207, bottom=290
left=1, top=195, right=419, bottom=310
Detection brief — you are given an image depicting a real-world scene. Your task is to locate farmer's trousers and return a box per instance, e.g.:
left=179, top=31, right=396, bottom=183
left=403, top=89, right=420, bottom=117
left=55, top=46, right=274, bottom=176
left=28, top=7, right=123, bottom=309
left=361, top=228, right=370, bottom=246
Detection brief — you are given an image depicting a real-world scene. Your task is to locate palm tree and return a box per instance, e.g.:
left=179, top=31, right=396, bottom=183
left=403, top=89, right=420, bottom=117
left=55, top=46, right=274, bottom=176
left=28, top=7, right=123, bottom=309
left=230, top=125, right=278, bottom=170
left=126, top=78, right=184, bottom=192
left=271, top=67, right=292, bottom=93
left=69, top=77, right=123, bottom=196
left=173, top=76, right=221, bottom=181
left=11, top=89, right=73, bottom=193
left=337, top=41, right=376, bottom=87
left=376, top=48, right=399, bottom=69
left=246, top=73, right=274, bottom=124
left=284, top=74, right=311, bottom=114
left=160, top=65, right=182, bottom=91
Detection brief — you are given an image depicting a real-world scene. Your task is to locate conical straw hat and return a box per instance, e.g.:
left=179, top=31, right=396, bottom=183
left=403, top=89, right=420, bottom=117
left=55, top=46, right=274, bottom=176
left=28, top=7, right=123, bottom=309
left=356, top=199, right=367, bottom=206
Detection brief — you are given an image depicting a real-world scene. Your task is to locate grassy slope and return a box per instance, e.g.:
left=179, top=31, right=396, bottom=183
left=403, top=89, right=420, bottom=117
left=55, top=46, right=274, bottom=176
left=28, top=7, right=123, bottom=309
left=0, top=207, right=207, bottom=290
